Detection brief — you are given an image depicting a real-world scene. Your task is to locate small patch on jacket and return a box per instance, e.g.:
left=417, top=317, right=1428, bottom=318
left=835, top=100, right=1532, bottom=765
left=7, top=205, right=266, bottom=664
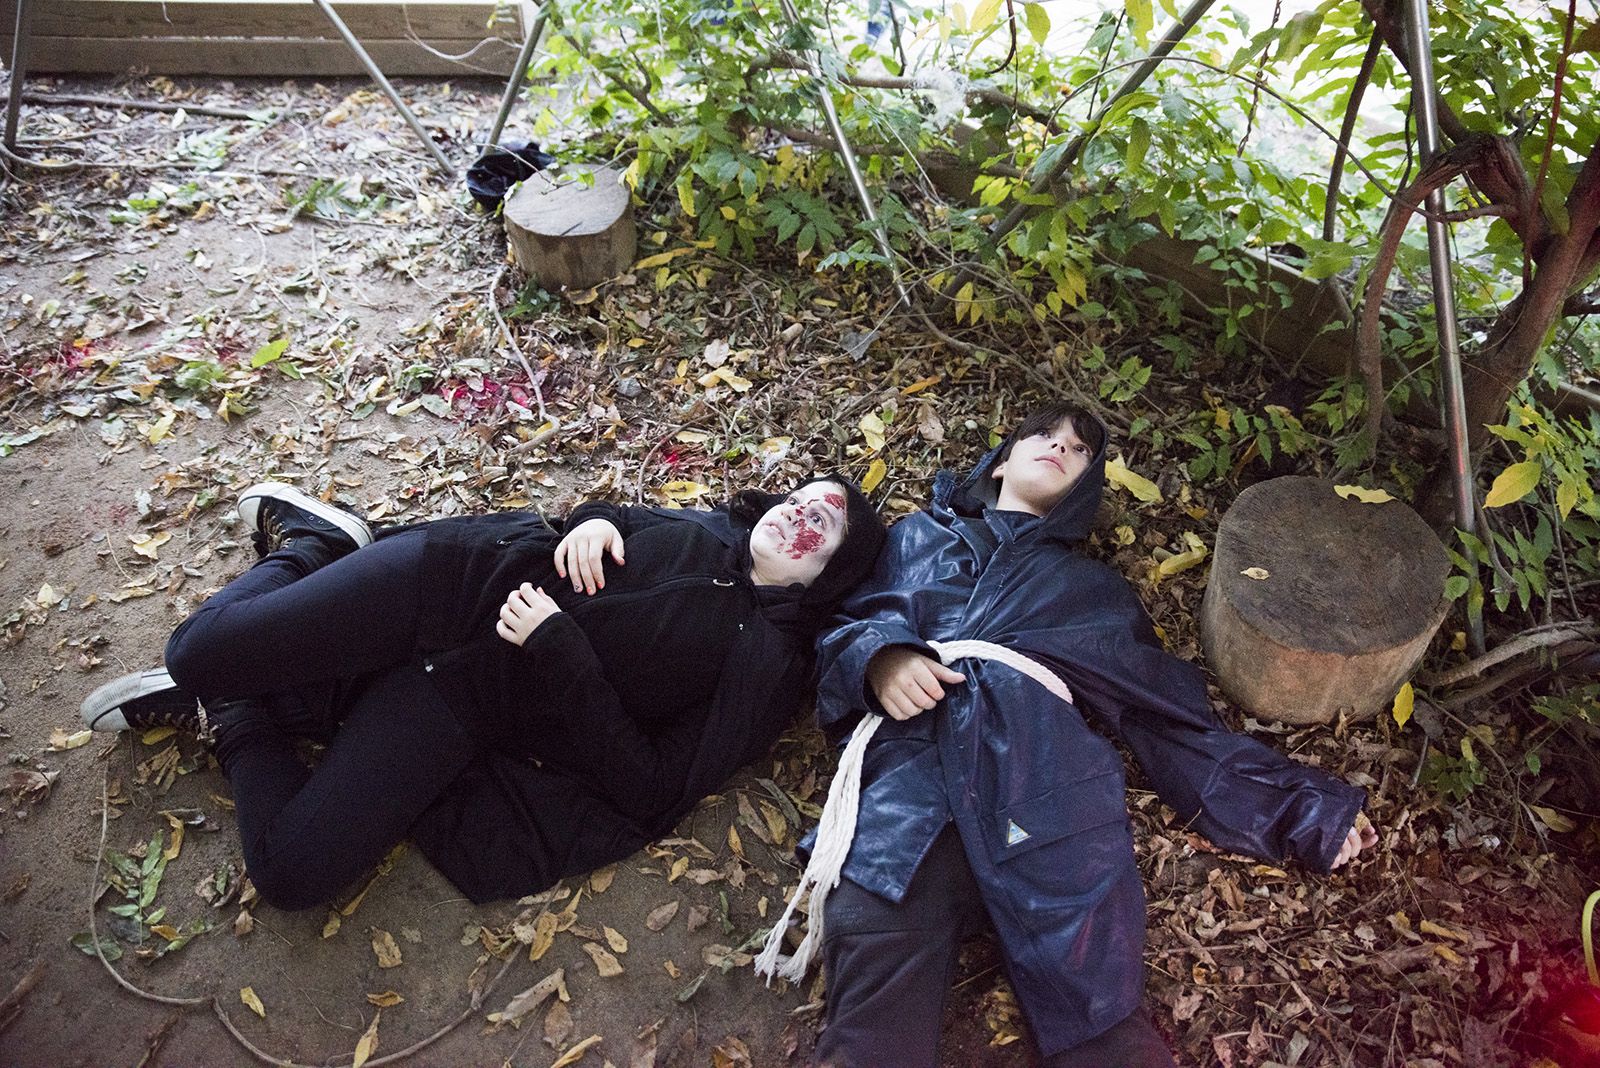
left=1005, top=820, right=1031, bottom=846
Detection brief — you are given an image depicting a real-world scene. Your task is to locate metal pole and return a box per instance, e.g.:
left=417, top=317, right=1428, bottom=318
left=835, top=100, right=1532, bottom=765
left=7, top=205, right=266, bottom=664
left=487, top=5, right=550, bottom=150
left=774, top=0, right=911, bottom=310
left=309, top=0, right=455, bottom=176
left=5, top=0, right=33, bottom=155
left=1402, top=0, right=1484, bottom=654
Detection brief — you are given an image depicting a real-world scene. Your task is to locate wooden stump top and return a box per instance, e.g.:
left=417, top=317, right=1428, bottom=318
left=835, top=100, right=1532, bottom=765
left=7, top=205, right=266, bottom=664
left=503, top=165, right=630, bottom=240
left=1212, top=477, right=1449, bottom=656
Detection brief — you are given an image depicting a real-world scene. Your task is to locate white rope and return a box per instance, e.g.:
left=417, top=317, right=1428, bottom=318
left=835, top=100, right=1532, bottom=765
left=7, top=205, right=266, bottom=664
left=753, top=640, right=1072, bottom=983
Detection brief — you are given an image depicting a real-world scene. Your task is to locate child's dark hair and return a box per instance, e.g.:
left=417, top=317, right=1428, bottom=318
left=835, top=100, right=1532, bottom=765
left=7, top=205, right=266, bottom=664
left=999, top=402, right=1105, bottom=462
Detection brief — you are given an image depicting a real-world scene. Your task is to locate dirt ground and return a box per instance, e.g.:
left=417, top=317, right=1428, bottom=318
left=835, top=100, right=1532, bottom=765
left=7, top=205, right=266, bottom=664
left=2, top=72, right=1598, bottom=1068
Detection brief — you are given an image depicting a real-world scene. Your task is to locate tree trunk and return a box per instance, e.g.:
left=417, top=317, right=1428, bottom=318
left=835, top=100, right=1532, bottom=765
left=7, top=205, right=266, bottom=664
left=1200, top=477, right=1451, bottom=724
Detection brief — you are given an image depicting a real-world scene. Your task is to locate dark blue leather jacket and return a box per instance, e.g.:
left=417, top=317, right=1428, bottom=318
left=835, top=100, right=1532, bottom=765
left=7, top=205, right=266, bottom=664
left=813, top=430, right=1366, bottom=1054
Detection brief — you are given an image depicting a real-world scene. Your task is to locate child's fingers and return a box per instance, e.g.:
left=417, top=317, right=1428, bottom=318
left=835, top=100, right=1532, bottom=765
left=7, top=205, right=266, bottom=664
left=932, top=663, right=967, bottom=685
left=553, top=541, right=569, bottom=579
left=610, top=536, right=625, bottom=565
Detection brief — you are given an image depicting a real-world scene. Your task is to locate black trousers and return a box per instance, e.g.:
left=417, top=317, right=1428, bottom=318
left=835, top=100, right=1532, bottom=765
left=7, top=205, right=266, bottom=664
left=164, top=533, right=477, bottom=910
left=814, top=827, right=1178, bottom=1068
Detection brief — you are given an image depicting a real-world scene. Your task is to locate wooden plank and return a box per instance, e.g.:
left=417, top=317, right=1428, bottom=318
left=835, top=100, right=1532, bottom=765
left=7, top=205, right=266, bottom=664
left=0, top=0, right=521, bottom=44
left=0, top=35, right=524, bottom=76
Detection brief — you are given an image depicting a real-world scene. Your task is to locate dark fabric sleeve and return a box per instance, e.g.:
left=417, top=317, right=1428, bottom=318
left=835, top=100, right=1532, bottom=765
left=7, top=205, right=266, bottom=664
left=506, top=614, right=810, bottom=826
left=1062, top=577, right=1366, bottom=875
left=563, top=501, right=675, bottom=539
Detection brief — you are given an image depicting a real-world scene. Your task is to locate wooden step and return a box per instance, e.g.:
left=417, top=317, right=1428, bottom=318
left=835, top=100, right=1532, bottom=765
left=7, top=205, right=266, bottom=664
left=1, top=0, right=529, bottom=76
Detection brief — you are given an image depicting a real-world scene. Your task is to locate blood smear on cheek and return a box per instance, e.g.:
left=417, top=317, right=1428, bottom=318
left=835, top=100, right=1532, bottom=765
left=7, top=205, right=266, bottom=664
left=789, top=523, right=824, bottom=560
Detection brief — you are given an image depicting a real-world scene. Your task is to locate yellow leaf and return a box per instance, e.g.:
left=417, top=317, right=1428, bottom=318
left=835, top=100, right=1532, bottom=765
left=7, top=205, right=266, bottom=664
left=858, top=413, right=886, bottom=452
left=141, top=726, right=177, bottom=745
left=1334, top=484, right=1396, bottom=504
left=1155, top=543, right=1207, bottom=579
left=719, top=205, right=737, bottom=220
left=128, top=531, right=172, bottom=560
left=635, top=246, right=698, bottom=270
left=676, top=175, right=696, bottom=218
left=366, top=991, right=404, bottom=1007
left=1484, top=460, right=1541, bottom=508
left=146, top=412, right=176, bottom=445
left=322, top=911, right=342, bottom=939
left=371, top=928, right=403, bottom=968
left=658, top=480, right=710, bottom=504
left=527, top=910, right=558, bottom=961
left=1240, top=567, right=1270, bottom=580
left=971, top=0, right=1003, bottom=32
left=1432, top=944, right=1464, bottom=965
left=1391, top=682, right=1414, bottom=730
left=900, top=375, right=942, bottom=396
left=1530, top=805, right=1576, bottom=833
left=240, top=986, right=266, bottom=1017
left=861, top=458, right=887, bottom=495
left=581, top=941, right=623, bottom=977
left=1104, top=456, right=1162, bottom=502
left=352, top=1010, right=380, bottom=1068
left=1419, top=919, right=1469, bottom=943
left=727, top=824, right=745, bottom=860
left=668, top=856, right=689, bottom=882
left=603, top=925, right=628, bottom=953
left=589, top=865, right=617, bottom=893
left=551, top=1035, right=604, bottom=1068
left=1555, top=478, right=1579, bottom=519
left=47, top=728, right=93, bottom=751
left=162, top=812, right=185, bottom=861
left=150, top=924, right=180, bottom=940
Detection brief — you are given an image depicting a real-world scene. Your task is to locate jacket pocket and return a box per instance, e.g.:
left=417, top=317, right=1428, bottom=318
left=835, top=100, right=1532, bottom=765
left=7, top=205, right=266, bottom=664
left=988, top=770, right=1127, bottom=864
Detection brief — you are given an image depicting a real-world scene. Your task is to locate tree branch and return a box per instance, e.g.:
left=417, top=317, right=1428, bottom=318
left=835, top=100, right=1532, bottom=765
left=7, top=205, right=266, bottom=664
left=1357, top=0, right=1473, bottom=144
left=1323, top=29, right=1384, bottom=242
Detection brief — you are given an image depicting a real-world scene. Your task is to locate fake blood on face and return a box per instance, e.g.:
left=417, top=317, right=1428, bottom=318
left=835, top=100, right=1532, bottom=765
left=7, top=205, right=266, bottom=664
left=788, top=523, right=824, bottom=560
left=823, top=492, right=846, bottom=512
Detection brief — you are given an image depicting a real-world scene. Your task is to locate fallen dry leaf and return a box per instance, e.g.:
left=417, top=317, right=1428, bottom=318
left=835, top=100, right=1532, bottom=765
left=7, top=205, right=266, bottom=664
left=370, top=928, right=402, bottom=968
left=240, top=986, right=265, bottom=1017
left=351, top=1011, right=380, bottom=1068
left=589, top=865, right=617, bottom=893
left=367, top=991, right=404, bottom=1007
left=603, top=925, right=628, bottom=953
left=550, top=1035, right=603, bottom=1068
left=488, top=968, right=567, bottom=1027
left=47, top=728, right=92, bottom=751
left=581, top=941, right=623, bottom=977
left=543, top=999, right=574, bottom=1048
left=645, top=901, right=679, bottom=931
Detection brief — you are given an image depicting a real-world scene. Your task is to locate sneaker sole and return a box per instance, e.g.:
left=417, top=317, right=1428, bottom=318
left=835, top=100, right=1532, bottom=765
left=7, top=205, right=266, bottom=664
left=81, top=667, right=177, bottom=732
left=237, top=482, right=373, bottom=549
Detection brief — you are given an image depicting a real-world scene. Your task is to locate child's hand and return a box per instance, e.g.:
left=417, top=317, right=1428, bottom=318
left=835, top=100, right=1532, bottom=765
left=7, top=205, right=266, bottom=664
left=497, top=583, right=560, bottom=646
left=554, top=519, right=625, bottom=595
left=1330, top=810, right=1378, bottom=870
left=867, top=647, right=967, bottom=721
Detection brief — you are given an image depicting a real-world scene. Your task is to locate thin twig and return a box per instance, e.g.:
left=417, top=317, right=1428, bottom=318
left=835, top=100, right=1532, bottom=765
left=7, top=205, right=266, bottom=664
left=1323, top=29, right=1384, bottom=242
left=0, top=92, right=267, bottom=121
left=487, top=264, right=552, bottom=424
left=1421, top=621, right=1600, bottom=688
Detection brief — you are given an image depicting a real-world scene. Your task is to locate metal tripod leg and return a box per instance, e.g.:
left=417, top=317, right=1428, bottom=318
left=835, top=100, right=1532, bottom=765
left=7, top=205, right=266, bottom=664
left=1403, top=0, right=1483, bottom=654
left=309, top=0, right=455, bottom=176
left=487, top=4, right=549, bottom=150
left=5, top=0, right=34, bottom=155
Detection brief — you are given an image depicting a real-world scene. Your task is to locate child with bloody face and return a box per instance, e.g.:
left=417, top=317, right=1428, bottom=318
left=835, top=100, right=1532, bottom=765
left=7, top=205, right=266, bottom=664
left=801, top=403, right=1377, bottom=1067
left=82, top=476, right=884, bottom=909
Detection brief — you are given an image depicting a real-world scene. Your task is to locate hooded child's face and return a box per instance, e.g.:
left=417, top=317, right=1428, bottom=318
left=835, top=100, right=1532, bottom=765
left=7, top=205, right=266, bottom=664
left=748, top=481, right=849, bottom=587
left=991, top=418, right=1093, bottom=516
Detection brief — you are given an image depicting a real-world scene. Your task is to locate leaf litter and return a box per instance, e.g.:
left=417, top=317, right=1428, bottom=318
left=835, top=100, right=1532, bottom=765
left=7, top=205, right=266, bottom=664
left=0, top=73, right=1589, bottom=1068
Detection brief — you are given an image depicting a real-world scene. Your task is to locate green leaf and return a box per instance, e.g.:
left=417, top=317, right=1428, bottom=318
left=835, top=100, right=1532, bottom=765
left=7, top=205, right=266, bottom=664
left=1023, top=2, right=1050, bottom=44
left=1444, top=575, right=1470, bottom=600
left=251, top=338, right=289, bottom=368
left=1125, top=117, right=1151, bottom=172
left=1124, top=0, right=1154, bottom=48
left=1272, top=11, right=1323, bottom=63
left=71, top=932, right=123, bottom=961
left=1483, top=460, right=1541, bottom=508
left=971, top=0, right=1003, bottom=33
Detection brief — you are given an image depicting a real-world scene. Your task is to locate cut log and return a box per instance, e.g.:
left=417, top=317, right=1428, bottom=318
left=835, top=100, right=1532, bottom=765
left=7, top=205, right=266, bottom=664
left=503, top=165, right=636, bottom=293
left=1199, top=476, right=1451, bottom=725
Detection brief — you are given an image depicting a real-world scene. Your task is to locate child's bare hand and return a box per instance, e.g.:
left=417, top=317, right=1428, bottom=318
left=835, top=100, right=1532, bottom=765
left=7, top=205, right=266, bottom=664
left=497, top=583, right=560, bottom=646
left=1330, top=811, right=1378, bottom=870
left=554, top=519, right=625, bottom=595
left=867, top=647, right=967, bottom=721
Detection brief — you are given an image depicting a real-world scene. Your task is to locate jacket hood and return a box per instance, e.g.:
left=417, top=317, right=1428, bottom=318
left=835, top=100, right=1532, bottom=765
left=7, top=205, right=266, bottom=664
left=940, top=415, right=1109, bottom=545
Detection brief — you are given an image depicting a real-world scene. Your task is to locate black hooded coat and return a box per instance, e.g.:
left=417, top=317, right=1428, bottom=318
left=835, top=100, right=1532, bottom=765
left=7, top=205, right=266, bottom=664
left=812, top=431, right=1366, bottom=1054
left=401, top=488, right=879, bottom=905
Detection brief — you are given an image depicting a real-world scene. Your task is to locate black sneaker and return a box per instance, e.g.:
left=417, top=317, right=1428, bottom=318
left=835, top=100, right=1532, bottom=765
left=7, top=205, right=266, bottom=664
left=238, top=482, right=373, bottom=559
left=81, top=667, right=210, bottom=740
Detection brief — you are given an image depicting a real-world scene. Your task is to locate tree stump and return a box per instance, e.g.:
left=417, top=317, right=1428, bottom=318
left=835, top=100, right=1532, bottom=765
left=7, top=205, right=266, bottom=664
left=503, top=164, right=635, bottom=292
left=1199, top=476, right=1451, bottom=725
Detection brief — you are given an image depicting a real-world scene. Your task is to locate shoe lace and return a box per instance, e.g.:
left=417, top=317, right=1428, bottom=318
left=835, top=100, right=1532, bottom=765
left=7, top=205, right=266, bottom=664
left=261, top=505, right=289, bottom=552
